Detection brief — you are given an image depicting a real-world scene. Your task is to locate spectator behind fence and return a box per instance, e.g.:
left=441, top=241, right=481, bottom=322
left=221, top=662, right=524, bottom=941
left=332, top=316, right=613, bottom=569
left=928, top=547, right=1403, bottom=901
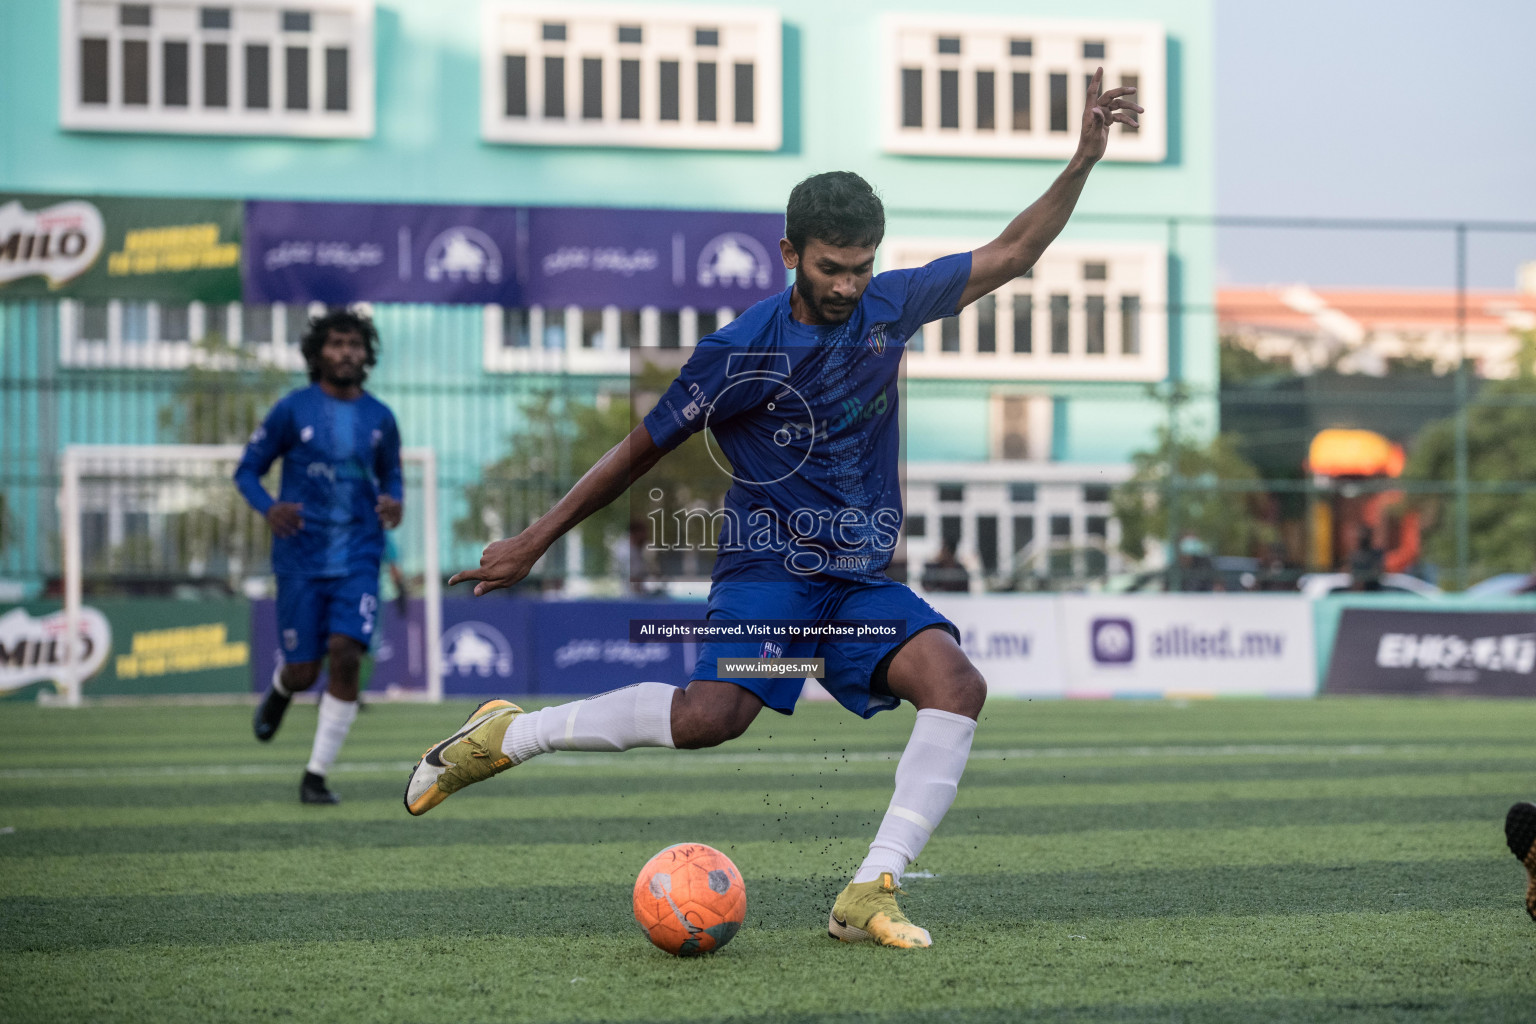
left=1348, top=524, right=1384, bottom=591
left=921, top=542, right=972, bottom=593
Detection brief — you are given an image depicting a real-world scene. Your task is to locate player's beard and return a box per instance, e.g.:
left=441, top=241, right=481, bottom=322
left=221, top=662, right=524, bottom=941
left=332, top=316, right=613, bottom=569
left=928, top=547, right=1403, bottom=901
left=322, top=358, right=365, bottom=388
left=795, top=272, right=856, bottom=325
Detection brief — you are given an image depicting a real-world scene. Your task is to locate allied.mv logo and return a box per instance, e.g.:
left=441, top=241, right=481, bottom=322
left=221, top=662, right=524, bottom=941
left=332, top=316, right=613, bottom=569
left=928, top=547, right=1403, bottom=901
left=1090, top=618, right=1135, bottom=665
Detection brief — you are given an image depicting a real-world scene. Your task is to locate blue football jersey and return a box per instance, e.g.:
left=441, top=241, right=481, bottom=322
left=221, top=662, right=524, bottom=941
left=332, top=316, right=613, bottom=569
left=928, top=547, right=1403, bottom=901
left=234, top=384, right=403, bottom=579
left=643, top=252, right=971, bottom=582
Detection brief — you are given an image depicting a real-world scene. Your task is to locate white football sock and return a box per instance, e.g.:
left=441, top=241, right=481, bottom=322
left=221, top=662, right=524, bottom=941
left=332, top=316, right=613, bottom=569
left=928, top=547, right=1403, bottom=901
left=305, top=691, right=358, bottom=778
left=502, top=682, right=676, bottom=763
left=853, top=707, right=976, bottom=884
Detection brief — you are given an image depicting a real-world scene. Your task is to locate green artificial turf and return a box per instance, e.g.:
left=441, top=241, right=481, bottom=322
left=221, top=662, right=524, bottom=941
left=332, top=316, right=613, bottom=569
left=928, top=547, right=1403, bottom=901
left=1, top=697, right=1533, bottom=1023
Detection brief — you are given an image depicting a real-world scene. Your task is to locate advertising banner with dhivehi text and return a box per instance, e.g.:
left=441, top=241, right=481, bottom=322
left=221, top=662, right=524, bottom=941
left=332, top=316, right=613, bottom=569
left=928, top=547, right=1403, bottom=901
left=244, top=200, right=786, bottom=310
left=243, top=200, right=526, bottom=306
left=0, top=193, right=241, bottom=301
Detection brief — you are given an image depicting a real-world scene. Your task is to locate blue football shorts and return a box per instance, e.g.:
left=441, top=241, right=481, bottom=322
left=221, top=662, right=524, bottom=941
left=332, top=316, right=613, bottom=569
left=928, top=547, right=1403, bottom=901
left=275, top=570, right=380, bottom=664
left=689, top=575, right=958, bottom=718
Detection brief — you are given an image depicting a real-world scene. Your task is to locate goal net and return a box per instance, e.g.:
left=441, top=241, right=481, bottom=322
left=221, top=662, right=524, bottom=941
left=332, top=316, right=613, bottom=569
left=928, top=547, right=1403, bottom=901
left=56, top=444, right=442, bottom=706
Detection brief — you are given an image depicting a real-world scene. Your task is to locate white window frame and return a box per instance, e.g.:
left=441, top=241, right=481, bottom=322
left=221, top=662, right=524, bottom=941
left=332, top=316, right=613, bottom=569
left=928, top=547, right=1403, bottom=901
left=883, top=238, right=1167, bottom=382
left=989, top=393, right=1053, bottom=461
left=59, top=298, right=310, bottom=369
left=481, top=2, right=781, bottom=150
left=60, top=0, right=375, bottom=138
left=882, top=14, right=1165, bottom=162
left=482, top=303, right=734, bottom=374
left=903, top=463, right=1131, bottom=590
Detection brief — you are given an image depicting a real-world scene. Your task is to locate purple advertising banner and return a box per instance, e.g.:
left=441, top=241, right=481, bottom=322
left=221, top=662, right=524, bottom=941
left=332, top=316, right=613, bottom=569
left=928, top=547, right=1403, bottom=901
left=249, top=597, right=705, bottom=696
left=244, top=200, right=524, bottom=305
left=244, top=200, right=784, bottom=310
left=250, top=597, right=429, bottom=694
left=524, top=206, right=784, bottom=312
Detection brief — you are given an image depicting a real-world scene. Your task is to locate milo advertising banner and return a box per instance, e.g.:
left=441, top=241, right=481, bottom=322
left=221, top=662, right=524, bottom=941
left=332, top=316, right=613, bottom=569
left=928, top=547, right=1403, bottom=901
left=0, top=193, right=242, bottom=301
left=0, top=605, right=111, bottom=697
left=0, top=600, right=250, bottom=699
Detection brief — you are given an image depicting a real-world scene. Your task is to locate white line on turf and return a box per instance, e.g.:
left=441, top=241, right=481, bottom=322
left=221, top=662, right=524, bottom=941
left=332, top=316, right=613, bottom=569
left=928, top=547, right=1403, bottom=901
left=0, top=743, right=1468, bottom=781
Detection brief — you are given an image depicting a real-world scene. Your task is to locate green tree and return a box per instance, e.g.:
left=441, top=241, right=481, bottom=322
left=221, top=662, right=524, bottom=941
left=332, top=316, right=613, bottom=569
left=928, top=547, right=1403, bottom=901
left=457, top=359, right=730, bottom=582
left=158, top=331, right=293, bottom=444
left=1403, top=332, right=1536, bottom=581
left=1112, top=426, right=1275, bottom=561
left=147, top=332, right=297, bottom=586
left=1219, top=334, right=1290, bottom=385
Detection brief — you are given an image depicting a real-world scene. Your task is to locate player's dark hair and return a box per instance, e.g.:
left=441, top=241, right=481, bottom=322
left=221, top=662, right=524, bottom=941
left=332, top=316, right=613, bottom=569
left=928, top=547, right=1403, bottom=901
left=784, top=171, right=885, bottom=255
left=301, top=308, right=379, bottom=383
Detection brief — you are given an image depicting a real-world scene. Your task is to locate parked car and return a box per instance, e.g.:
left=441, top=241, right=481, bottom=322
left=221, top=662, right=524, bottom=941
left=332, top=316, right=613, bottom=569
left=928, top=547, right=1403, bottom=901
left=1107, top=557, right=1270, bottom=593
left=1296, top=572, right=1442, bottom=598
left=1464, top=573, right=1535, bottom=597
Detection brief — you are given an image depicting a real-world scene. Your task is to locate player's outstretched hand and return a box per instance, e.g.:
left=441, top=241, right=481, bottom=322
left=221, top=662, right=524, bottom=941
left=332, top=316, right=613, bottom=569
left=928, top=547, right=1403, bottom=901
left=376, top=494, right=403, bottom=529
left=1077, top=66, right=1142, bottom=164
left=450, top=533, right=543, bottom=596
left=266, top=502, right=304, bottom=538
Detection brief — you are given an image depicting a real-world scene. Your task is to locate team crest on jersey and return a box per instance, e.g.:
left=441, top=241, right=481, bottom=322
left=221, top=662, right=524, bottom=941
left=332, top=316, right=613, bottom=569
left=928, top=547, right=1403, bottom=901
left=866, top=323, right=890, bottom=355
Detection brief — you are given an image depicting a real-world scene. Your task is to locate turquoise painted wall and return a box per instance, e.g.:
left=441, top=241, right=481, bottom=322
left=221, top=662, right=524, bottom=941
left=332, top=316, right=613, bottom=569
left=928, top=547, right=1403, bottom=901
left=0, top=0, right=1214, bottom=584
left=2, top=2, right=1213, bottom=222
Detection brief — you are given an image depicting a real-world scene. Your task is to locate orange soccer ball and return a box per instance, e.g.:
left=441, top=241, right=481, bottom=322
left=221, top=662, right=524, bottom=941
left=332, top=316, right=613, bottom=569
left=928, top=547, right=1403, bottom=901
left=632, top=843, right=747, bottom=956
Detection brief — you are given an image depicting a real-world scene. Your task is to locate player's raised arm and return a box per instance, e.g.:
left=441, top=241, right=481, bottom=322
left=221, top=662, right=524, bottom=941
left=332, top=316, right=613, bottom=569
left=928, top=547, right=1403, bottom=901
left=450, top=422, right=667, bottom=596
left=957, top=67, right=1143, bottom=310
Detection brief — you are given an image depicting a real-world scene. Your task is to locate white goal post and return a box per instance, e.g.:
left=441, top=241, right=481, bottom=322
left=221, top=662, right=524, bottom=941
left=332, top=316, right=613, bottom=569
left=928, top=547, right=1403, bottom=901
left=57, top=444, right=442, bottom=706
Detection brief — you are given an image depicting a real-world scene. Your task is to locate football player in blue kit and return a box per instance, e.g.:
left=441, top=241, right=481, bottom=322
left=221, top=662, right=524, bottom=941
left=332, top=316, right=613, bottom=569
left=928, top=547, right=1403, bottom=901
left=406, top=71, right=1140, bottom=945
left=237, top=310, right=404, bottom=804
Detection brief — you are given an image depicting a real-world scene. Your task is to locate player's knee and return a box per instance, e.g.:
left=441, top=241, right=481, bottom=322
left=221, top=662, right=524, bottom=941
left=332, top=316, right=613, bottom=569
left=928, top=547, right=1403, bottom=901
left=283, top=661, right=321, bottom=691
left=952, top=665, right=988, bottom=718
left=672, top=691, right=758, bottom=750
left=326, top=635, right=363, bottom=677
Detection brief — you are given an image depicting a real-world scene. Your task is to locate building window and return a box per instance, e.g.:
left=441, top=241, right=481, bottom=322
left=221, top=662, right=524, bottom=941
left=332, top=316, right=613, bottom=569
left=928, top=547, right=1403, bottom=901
left=1048, top=73, right=1069, bottom=132
left=884, top=14, right=1164, bottom=161
left=482, top=305, right=735, bottom=373
left=976, top=294, right=997, bottom=353
left=60, top=0, right=375, bottom=137
left=997, top=396, right=1028, bottom=459
left=906, top=514, right=927, bottom=538
left=1085, top=514, right=1108, bottom=576
left=1085, top=295, right=1106, bottom=354
left=888, top=238, right=1166, bottom=381
left=993, top=395, right=1050, bottom=461
left=1009, top=482, right=1036, bottom=503
left=482, top=3, right=781, bottom=151
left=1012, top=515, right=1035, bottom=557
left=937, top=483, right=964, bottom=502
left=976, top=515, right=999, bottom=575
left=59, top=300, right=309, bottom=369
left=1050, top=294, right=1070, bottom=354
left=1048, top=514, right=1073, bottom=577
left=1121, top=295, right=1142, bottom=355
